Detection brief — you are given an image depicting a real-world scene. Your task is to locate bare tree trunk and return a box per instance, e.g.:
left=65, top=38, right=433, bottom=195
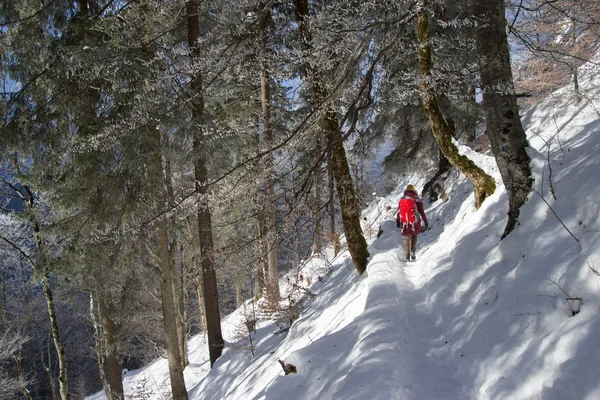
left=90, top=295, right=112, bottom=400
left=15, top=340, right=32, bottom=400
left=30, top=352, right=40, bottom=398
left=327, top=153, right=339, bottom=256
left=97, top=297, right=124, bottom=400
left=417, top=0, right=496, bottom=209
left=235, top=278, right=243, bottom=308
left=40, top=276, right=70, bottom=400
left=186, top=217, right=207, bottom=333
left=3, top=182, right=69, bottom=399
left=177, top=243, right=189, bottom=367
left=193, top=148, right=224, bottom=367
left=1, top=272, right=6, bottom=329
left=313, top=132, right=323, bottom=254
left=472, top=0, right=533, bottom=236
left=570, top=19, right=580, bottom=102
left=165, top=158, right=188, bottom=370
left=40, top=338, right=59, bottom=400
left=156, top=210, right=188, bottom=399
left=253, top=201, right=267, bottom=299
left=20, top=184, right=71, bottom=400
left=187, top=0, right=224, bottom=367
left=148, top=129, right=188, bottom=399
left=258, top=3, right=281, bottom=308
left=293, top=0, right=370, bottom=275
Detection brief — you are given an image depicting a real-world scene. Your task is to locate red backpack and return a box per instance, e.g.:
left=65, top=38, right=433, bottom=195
left=398, top=196, right=418, bottom=225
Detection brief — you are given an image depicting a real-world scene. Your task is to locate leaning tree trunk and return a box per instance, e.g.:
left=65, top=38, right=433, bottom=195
left=186, top=0, right=224, bottom=367
left=472, top=0, right=533, bottom=237
left=293, top=0, right=370, bottom=275
left=259, top=3, right=281, bottom=309
left=416, top=0, right=496, bottom=209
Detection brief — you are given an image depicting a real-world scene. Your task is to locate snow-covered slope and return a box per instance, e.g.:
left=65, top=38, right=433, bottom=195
left=89, top=60, right=600, bottom=400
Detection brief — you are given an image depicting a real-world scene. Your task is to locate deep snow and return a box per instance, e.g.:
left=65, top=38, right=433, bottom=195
left=89, top=57, right=600, bottom=400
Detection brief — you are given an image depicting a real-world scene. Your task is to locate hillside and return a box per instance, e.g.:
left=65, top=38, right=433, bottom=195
left=89, top=59, right=600, bottom=400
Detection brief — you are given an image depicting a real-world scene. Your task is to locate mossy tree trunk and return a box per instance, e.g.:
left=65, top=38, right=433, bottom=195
left=416, top=0, right=496, bottom=209
left=293, top=0, right=370, bottom=275
left=472, top=0, right=533, bottom=237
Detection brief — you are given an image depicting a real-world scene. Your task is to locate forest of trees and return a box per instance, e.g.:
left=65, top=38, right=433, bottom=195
left=1, top=0, right=598, bottom=398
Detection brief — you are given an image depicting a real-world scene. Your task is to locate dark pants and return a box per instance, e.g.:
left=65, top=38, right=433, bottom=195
left=404, top=235, right=417, bottom=257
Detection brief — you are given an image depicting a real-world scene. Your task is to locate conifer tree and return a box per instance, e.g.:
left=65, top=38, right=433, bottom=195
left=186, top=0, right=224, bottom=368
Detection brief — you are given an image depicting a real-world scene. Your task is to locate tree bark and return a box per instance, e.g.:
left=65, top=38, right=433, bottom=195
left=472, top=0, right=533, bottom=236
left=149, top=134, right=188, bottom=399
left=177, top=243, right=189, bottom=367
left=40, top=337, right=59, bottom=400
left=97, top=297, right=124, bottom=400
left=253, top=200, right=267, bottom=299
left=235, top=278, right=243, bottom=308
left=417, top=0, right=496, bottom=209
left=293, top=0, right=370, bottom=275
left=193, top=146, right=224, bottom=368
left=259, top=4, right=281, bottom=308
left=327, top=153, right=340, bottom=256
left=40, top=276, right=70, bottom=400
left=14, top=341, right=32, bottom=400
left=570, top=19, right=581, bottom=102
left=90, top=295, right=112, bottom=400
left=25, top=184, right=70, bottom=400
left=165, top=158, right=188, bottom=369
left=186, top=0, right=224, bottom=367
left=186, top=216, right=207, bottom=334
left=1, top=272, right=6, bottom=329
left=313, top=132, right=323, bottom=254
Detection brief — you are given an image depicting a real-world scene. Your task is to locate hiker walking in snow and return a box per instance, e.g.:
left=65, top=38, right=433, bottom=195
left=396, top=184, right=429, bottom=262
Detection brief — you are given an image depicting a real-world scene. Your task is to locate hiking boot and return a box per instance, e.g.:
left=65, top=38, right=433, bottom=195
left=405, top=254, right=410, bottom=262
left=410, top=252, right=416, bottom=261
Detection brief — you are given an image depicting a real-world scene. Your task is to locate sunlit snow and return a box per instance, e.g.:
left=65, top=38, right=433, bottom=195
left=89, top=57, right=600, bottom=400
